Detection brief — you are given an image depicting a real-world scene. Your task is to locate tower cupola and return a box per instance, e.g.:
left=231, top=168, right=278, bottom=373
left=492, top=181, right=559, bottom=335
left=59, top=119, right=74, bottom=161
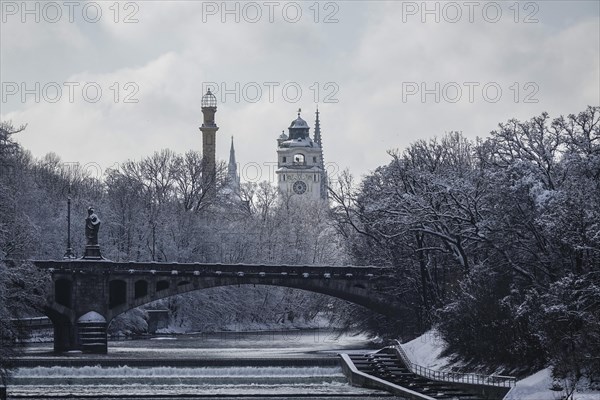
left=288, top=109, right=310, bottom=140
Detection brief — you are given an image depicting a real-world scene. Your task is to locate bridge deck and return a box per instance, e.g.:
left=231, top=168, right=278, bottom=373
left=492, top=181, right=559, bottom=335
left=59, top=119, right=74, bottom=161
left=33, top=260, right=390, bottom=278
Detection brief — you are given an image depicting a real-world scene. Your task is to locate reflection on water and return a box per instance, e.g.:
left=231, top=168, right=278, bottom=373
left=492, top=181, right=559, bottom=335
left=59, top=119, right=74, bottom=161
left=22, top=329, right=378, bottom=360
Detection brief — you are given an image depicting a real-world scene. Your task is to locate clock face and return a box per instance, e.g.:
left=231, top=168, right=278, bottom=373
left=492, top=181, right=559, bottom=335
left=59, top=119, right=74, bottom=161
left=293, top=180, right=307, bottom=195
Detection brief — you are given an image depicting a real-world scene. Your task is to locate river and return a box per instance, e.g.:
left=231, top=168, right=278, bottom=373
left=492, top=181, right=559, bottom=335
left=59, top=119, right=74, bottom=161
left=8, top=330, right=397, bottom=399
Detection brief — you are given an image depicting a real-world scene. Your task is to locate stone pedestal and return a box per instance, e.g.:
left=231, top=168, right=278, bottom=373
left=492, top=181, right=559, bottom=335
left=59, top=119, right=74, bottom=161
left=83, top=245, right=102, bottom=259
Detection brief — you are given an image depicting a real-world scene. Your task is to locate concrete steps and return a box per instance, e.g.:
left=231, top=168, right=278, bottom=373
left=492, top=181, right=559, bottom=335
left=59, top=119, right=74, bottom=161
left=342, top=349, right=488, bottom=400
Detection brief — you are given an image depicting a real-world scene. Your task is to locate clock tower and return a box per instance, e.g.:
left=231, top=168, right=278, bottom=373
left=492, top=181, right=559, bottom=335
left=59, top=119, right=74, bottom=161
left=276, top=109, right=326, bottom=200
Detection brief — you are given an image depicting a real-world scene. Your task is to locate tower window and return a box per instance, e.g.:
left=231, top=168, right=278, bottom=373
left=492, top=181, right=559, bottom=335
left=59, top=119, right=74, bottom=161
left=294, top=154, right=305, bottom=164
left=313, top=156, right=317, bottom=163
left=282, top=156, right=287, bottom=163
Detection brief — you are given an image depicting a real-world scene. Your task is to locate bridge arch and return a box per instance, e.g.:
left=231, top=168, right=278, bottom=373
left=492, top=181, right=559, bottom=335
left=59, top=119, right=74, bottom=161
left=105, top=276, right=398, bottom=323
left=107, top=283, right=368, bottom=332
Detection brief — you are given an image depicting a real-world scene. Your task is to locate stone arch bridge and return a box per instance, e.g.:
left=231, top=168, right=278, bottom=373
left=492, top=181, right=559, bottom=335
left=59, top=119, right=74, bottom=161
left=33, top=260, right=401, bottom=354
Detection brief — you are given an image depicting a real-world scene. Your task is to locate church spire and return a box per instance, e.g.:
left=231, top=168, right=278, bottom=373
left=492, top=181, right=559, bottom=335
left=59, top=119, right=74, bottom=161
left=314, top=106, right=322, bottom=147
left=314, top=107, right=328, bottom=200
left=228, top=136, right=240, bottom=194
left=229, top=136, right=237, bottom=167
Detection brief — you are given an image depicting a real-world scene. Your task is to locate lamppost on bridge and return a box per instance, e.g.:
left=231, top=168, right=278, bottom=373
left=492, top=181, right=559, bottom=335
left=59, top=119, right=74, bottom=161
left=63, top=184, right=76, bottom=260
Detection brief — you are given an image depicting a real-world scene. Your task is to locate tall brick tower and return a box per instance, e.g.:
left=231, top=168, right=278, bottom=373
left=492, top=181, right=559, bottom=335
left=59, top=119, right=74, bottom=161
left=199, top=89, right=219, bottom=197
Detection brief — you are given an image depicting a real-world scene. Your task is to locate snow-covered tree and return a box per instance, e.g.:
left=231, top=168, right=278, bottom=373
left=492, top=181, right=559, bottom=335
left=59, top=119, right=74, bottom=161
left=330, top=107, right=600, bottom=379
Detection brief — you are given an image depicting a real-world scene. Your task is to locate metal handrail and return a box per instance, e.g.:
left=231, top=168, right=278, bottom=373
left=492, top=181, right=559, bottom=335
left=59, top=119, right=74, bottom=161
left=394, top=340, right=414, bottom=368
left=393, top=340, right=516, bottom=388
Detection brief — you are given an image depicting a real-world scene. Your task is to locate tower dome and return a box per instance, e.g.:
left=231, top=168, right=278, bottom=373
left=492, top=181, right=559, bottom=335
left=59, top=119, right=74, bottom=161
left=201, top=88, right=217, bottom=108
left=290, top=115, right=309, bottom=129
left=288, top=109, right=310, bottom=140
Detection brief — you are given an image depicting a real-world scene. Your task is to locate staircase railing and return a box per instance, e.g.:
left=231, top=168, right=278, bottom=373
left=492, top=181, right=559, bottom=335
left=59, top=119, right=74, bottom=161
left=393, top=340, right=516, bottom=388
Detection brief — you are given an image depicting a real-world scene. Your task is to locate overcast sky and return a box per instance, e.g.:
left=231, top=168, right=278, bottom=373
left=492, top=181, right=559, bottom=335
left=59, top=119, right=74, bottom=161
left=1, top=0, right=599, bottom=184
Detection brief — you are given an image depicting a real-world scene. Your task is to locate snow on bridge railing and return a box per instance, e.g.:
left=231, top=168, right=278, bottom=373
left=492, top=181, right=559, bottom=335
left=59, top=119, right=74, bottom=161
left=393, top=340, right=516, bottom=388
left=32, top=260, right=391, bottom=275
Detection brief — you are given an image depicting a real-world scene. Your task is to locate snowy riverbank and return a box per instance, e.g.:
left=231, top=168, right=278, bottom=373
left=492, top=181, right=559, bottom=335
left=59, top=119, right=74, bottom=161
left=402, top=330, right=600, bottom=400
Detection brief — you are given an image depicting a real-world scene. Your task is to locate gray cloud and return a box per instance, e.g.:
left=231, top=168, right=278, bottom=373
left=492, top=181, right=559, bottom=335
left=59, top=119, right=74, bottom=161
left=1, top=1, right=598, bottom=182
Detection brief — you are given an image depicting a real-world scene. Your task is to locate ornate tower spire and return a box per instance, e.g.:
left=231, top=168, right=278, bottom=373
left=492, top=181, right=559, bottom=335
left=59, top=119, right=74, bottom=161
left=314, top=106, right=322, bottom=147
left=229, top=136, right=237, bottom=168
left=228, top=136, right=240, bottom=194
left=314, top=106, right=328, bottom=200
left=199, top=89, right=219, bottom=198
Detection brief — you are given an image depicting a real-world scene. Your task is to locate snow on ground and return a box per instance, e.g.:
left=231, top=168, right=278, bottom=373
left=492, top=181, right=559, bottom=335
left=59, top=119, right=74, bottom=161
left=401, top=331, right=600, bottom=400
left=161, top=315, right=342, bottom=335
left=505, top=368, right=600, bottom=400
left=401, top=330, right=451, bottom=370
left=77, top=311, right=106, bottom=323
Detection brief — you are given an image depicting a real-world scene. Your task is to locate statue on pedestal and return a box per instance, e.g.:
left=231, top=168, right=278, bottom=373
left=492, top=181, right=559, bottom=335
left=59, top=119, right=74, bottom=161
left=85, top=207, right=100, bottom=245
left=83, top=207, right=102, bottom=259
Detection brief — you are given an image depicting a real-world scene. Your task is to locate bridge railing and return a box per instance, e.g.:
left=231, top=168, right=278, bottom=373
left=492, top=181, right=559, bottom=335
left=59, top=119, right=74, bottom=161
left=33, top=260, right=394, bottom=282
left=393, top=340, right=516, bottom=388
